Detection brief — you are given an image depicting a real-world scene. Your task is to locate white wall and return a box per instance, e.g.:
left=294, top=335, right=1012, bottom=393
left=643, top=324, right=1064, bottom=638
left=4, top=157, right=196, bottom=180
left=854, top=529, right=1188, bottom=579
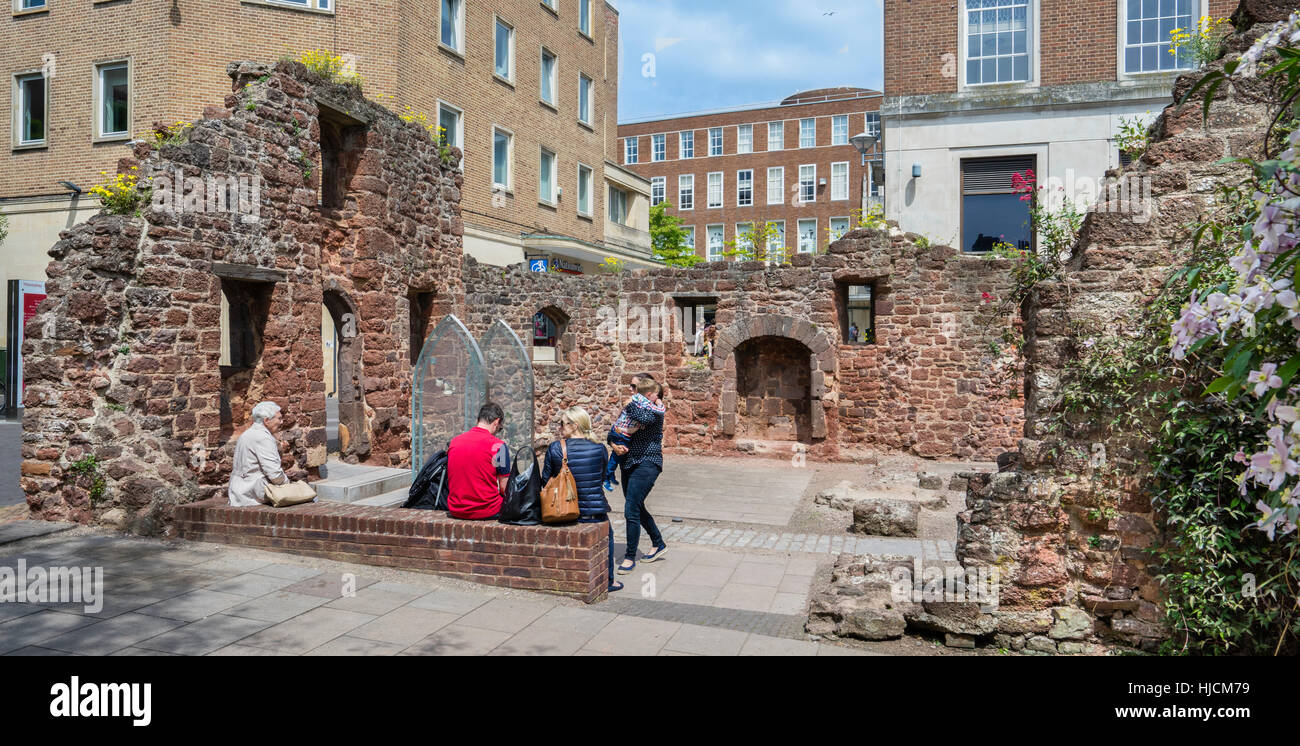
left=0, top=196, right=100, bottom=348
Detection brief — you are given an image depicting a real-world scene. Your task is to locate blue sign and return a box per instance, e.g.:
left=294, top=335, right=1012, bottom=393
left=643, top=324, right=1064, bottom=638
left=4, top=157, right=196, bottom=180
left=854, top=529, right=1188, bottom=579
left=529, top=259, right=549, bottom=273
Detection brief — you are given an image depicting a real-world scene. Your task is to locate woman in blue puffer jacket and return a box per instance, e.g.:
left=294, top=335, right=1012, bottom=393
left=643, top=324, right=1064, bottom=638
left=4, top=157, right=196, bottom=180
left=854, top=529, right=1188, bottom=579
left=540, top=407, right=621, bottom=592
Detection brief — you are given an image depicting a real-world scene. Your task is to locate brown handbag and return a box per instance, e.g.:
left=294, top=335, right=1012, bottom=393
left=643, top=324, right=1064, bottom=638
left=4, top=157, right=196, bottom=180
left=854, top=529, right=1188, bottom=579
left=540, top=439, right=581, bottom=524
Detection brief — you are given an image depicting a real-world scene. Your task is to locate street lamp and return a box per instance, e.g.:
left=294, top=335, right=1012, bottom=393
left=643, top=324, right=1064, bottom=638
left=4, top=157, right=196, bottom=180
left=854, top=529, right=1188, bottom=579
left=849, top=132, right=879, bottom=216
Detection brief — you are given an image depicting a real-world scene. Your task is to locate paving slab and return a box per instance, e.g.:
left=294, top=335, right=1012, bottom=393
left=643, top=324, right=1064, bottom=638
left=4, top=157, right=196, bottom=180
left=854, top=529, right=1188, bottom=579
left=349, top=607, right=461, bottom=646
left=203, top=572, right=301, bottom=597
left=455, top=597, right=556, bottom=634
left=0, top=610, right=99, bottom=654
left=222, top=591, right=332, bottom=623
left=0, top=521, right=75, bottom=545
left=280, top=572, right=379, bottom=599
left=136, top=589, right=248, bottom=622
left=306, top=636, right=405, bottom=656
left=408, top=588, right=494, bottom=615
left=580, top=615, right=681, bottom=656
left=663, top=624, right=750, bottom=656
left=237, top=607, right=376, bottom=655
left=41, top=612, right=185, bottom=655
left=401, top=624, right=511, bottom=656
left=326, top=587, right=433, bottom=616
left=135, top=614, right=273, bottom=656
left=738, top=634, right=819, bottom=656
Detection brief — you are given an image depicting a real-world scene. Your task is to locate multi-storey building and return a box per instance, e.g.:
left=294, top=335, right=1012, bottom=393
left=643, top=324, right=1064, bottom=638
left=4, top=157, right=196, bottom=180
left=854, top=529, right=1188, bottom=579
left=0, top=0, right=651, bottom=378
left=882, top=0, right=1236, bottom=251
left=617, top=87, right=883, bottom=263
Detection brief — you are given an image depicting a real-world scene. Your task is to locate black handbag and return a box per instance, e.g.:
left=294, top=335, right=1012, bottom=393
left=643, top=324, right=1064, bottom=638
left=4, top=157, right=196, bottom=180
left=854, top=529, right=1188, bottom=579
left=498, top=448, right=542, bottom=525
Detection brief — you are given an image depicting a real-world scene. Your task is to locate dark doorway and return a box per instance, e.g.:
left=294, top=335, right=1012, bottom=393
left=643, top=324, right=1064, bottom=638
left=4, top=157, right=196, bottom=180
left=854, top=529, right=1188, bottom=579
left=323, top=290, right=368, bottom=460
left=734, top=336, right=812, bottom=442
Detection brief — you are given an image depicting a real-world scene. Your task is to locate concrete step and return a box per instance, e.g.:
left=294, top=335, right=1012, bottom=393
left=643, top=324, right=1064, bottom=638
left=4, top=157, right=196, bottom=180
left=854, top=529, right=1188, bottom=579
left=353, top=487, right=410, bottom=508
left=313, top=465, right=411, bottom=503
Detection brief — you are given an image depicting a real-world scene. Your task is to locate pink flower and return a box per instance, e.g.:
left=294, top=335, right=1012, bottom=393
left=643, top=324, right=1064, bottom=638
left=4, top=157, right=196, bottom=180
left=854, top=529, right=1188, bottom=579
left=1248, top=363, right=1284, bottom=397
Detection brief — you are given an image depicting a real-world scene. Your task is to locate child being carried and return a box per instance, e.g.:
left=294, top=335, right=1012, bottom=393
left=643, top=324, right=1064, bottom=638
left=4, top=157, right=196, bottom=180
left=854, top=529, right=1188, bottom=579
left=604, top=378, right=665, bottom=492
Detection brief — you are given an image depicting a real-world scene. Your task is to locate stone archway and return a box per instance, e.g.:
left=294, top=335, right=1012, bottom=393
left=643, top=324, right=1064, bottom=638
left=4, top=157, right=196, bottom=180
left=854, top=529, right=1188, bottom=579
left=323, top=288, right=369, bottom=460
left=712, top=315, right=834, bottom=440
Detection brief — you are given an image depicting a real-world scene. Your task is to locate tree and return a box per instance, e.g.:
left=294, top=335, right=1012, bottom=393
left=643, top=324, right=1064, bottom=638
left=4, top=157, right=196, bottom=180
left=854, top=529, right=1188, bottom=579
left=723, top=221, right=788, bottom=264
left=649, top=202, right=701, bottom=267
left=0, top=213, right=7, bottom=249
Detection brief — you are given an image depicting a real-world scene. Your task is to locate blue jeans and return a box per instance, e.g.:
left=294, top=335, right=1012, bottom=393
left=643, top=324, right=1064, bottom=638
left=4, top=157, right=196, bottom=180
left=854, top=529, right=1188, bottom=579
left=605, top=431, right=631, bottom=482
left=621, top=462, right=664, bottom=561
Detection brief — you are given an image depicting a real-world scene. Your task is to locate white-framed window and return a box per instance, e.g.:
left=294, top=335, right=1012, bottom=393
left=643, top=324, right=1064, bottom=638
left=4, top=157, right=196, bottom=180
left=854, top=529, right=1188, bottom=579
left=736, top=169, right=753, bottom=207
left=709, top=126, right=723, bottom=156
left=624, top=137, right=639, bottom=164
left=964, top=0, right=1031, bottom=85
left=706, top=224, right=725, bottom=262
left=798, top=164, right=816, bottom=204
left=441, top=0, right=465, bottom=54
left=767, top=220, right=786, bottom=259
left=799, top=118, right=816, bottom=148
left=438, top=101, right=463, bottom=149
left=579, top=0, right=593, bottom=37
left=679, top=174, right=694, bottom=210
left=798, top=218, right=817, bottom=254
left=707, top=171, right=723, bottom=209
left=95, top=61, right=130, bottom=140
left=737, top=124, right=753, bottom=154
left=829, top=216, right=851, bottom=243
left=494, top=17, right=515, bottom=82
left=492, top=126, right=513, bottom=191
left=539, top=147, right=557, bottom=205
left=831, top=162, right=849, bottom=201
left=679, top=130, right=694, bottom=159
left=540, top=48, right=558, bottom=106
left=609, top=185, right=629, bottom=224
left=16, top=0, right=48, bottom=10
left=682, top=226, right=696, bottom=254
left=768, top=121, right=784, bottom=151
left=541, top=0, right=555, bottom=10
left=865, top=112, right=881, bottom=138
left=735, top=222, right=754, bottom=252
left=266, top=0, right=333, bottom=9
left=578, top=73, right=593, bottom=124
left=832, top=114, right=849, bottom=146
left=651, top=176, right=666, bottom=206
left=13, top=72, right=47, bottom=147
left=652, top=133, right=666, bottom=162
left=577, top=163, right=593, bottom=216
left=1123, top=0, right=1194, bottom=73
left=766, top=166, right=784, bottom=205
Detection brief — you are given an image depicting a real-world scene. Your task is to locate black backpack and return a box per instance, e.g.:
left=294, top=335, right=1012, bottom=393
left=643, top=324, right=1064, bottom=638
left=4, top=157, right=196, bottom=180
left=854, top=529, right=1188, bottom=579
left=404, top=447, right=450, bottom=510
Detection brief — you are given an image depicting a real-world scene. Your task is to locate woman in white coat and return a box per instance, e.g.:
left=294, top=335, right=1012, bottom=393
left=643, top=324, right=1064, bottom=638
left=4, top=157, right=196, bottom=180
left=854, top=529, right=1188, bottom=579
left=227, top=401, right=288, bottom=506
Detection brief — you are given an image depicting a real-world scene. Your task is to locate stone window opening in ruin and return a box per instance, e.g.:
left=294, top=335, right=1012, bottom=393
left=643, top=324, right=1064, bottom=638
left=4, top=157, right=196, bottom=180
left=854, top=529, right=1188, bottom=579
left=218, top=278, right=274, bottom=428
left=532, top=307, right=569, bottom=365
left=409, top=291, right=437, bottom=367
left=673, top=297, right=717, bottom=357
left=323, top=290, right=369, bottom=459
left=837, top=281, right=876, bottom=345
left=317, top=103, right=368, bottom=210
left=735, top=336, right=813, bottom=444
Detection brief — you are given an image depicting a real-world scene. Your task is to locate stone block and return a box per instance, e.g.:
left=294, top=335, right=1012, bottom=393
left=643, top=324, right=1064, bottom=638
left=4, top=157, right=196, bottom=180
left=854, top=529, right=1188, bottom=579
left=851, top=498, right=919, bottom=537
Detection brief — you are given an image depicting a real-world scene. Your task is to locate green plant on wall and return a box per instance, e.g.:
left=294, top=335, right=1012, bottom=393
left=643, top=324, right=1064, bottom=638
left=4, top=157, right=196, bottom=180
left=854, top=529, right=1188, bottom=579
left=69, top=455, right=107, bottom=504
left=1115, top=113, right=1152, bottom=162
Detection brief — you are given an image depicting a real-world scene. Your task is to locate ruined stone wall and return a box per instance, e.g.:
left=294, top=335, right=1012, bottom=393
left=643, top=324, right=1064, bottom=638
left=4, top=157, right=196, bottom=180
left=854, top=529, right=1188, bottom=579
left=20, top=61, right=463, bottom=533
left=464, top=230, right=1023, bottom=462
left=956, top=26, right=1277, bottom=650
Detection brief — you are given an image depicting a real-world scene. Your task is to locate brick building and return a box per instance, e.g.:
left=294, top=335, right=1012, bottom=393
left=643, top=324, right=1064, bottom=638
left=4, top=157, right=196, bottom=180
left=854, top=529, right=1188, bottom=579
left=881, top=0, right=1236, bottom=250
left=0, top=0, right=652, bottom=384
left=616, top=87, right=884, bottom=266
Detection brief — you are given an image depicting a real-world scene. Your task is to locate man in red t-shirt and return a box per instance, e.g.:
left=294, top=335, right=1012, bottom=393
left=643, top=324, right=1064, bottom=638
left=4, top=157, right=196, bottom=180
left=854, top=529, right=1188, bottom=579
left=447, top=402, right=512, bottom=520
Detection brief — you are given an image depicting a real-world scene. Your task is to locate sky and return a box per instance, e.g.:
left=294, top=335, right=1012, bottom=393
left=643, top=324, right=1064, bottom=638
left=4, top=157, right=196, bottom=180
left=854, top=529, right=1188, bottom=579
left=613, top=0, right=884, bottom=122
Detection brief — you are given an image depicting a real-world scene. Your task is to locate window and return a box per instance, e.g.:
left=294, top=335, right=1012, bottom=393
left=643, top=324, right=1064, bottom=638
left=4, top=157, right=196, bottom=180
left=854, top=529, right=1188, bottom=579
left=964, top=0, right=1030, bottom=84
left=829, top=217, right=851, bottom=243
left=651, top=176, right=666, bottom=206
left=682, top=226, right=696, bottom=255
left=840, top=283, right=875, bottom=344
left=709, top=127, right=723, bottom=156
left=707, top=172, right=723, bottom=209
left=540, top=48, right=557, bottom=106
left=1124, top=0, right=1194, bottom=73
left=493, top=127, right=513, bottom=190
left=832, top=114, right=849, bottom=146
left=768, top=121, right=784, bottom=151
left=533, top=309, right=568, bottom=364
left=679, top=174, right=694, bottom=210
left=799, top=118, right=816, bottom=148
left=798, top=219, right=817, bottom=254
left=737, top=124, right=753, bottom=154
left=652, top=133, right=666, bottom=162
left=609, top=185, right=628, bottom=224
left=494, top=18, right=515, bottom=81
left=735, top=222, right=754, bottom=252
left=865, top=112, right=881, bottom=138
left=676, top=297, right=717, bottom=353
left=679, top=130, right=694, bottom=159
left=539, top=147, right=557, bottom=204
left=798, top=164, right=816, bottom=204
left=541, top=0, right=555, bottom=9
left=706, top=225, right=725, bottom=262
left=441, top=0, right=464, bottom=53
left=438, top=101, right=462, bottom=149
left=625, top=137, right=638, bottom=164
left=831, top=162, right=849, bottom=201
left=267, top=0, right=331, bottom=9
left=736, top=169, right=753, bottom=207
left=96, top=62, right=130, bottom=139
left=767, top=221, right=786, bottom=261
left=17, top=0, right=48, bottom=9
left=580, top=0, right=593, bottom=36
left=578, top=74, right=593, bottom=124
left=577, top=163, right=592, bottom=216
left=767, top=167, right=784, bottom=205
left=960, top=155, right=1035, bottom=253
left=14, top=72, right=46, bottom=147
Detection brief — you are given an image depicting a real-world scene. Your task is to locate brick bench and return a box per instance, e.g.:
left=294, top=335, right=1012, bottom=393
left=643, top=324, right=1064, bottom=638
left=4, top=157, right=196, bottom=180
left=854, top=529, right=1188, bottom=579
left=173, top=498, right=609, bottom=603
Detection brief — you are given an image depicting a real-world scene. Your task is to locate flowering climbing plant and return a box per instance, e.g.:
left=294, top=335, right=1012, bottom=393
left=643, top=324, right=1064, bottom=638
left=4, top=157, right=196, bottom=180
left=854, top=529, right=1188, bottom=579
left=1170, top=12, right=1300, bottom=540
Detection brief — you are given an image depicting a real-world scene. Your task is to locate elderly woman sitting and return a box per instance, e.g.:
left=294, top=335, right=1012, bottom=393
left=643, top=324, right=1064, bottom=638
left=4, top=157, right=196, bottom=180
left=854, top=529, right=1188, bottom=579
left=228, top=401, right=288, bottom=507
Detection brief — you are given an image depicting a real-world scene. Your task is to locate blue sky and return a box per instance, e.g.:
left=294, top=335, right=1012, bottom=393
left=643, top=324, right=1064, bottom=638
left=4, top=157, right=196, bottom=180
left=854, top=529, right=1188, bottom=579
left=613, top=0, right=884, bottom=122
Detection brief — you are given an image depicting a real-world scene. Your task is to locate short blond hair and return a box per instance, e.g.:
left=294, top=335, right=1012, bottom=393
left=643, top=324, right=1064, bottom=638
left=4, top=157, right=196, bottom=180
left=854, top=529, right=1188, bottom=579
left=560, top=407, right=603, bottom=444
